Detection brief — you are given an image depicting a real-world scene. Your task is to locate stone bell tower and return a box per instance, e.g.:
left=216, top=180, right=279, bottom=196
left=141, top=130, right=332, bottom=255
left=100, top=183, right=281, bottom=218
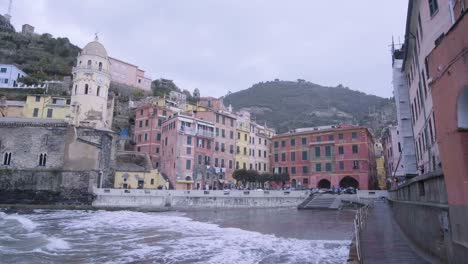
left=69, top=35, right=111, bottom=129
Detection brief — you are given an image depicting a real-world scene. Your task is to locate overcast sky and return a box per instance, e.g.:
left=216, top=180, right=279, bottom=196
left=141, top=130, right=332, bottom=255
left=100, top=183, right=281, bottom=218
left=5, top=0, right=407, bottom=98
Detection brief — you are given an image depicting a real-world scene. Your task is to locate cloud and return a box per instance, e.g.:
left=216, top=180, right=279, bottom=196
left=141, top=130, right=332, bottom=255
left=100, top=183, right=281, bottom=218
left=8, top=0, right=407, bottom=98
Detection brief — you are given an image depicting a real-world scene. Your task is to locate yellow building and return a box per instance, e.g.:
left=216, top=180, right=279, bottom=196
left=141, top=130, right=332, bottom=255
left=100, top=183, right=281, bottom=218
left=235, top=112, right=251, bottom=171
left=185, top=103, right=209, bottom=112
left=376, top=156, right=387, bottom=190
left=0, top=99, right=25, bottom=117
left=23, top=95, right=70, bottom=120
left=114, top=169, right=169, bottom=189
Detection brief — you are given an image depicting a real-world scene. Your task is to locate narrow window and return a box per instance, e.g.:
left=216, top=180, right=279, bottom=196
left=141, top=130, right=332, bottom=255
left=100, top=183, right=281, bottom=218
left=35, top=96, right=41, bottom=102
left=85, top=84, right=89, bottom=94
left=33, top=108, right=39, bottom=117
left=98, top=62, right=103, bottom=71
left=74, top=85, right=77, bottom=95
left=87, top=60, right=92, bottom=68
left=3, top=152, right=12, bottom=165
left=97, top=86, right=100, bottom=96
left=47, top=109, right=53, bottom=118
left=315, top=163, right=322, bottom=172
left=39, top=153, right=47, bottom=166
left=325, top=146, right=331, bottom=156
left=352, top=145, right=358, bottom=154
left=428, top=0, right=439, bottom=16
left=338, top=146, right=344, bottom=155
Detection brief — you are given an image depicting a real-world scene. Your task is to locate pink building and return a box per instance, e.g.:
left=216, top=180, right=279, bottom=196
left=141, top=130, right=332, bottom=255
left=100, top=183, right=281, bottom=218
left=427, top=4, right=468, bottom=258
left=160, top=113, right=215, bottom=190
left=134, top=103, right=172, bottom=169
left=109, top=57, right=152, bottom=91
left=270, top=125, right=377, bottom=190
left=198, top=97, right=225, bottom=111
left=196, top=110, right=237, bottom=184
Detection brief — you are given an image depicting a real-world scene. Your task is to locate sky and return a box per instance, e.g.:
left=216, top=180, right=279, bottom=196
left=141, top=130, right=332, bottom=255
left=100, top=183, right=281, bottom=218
left=5, top=0, right=408, bottom=98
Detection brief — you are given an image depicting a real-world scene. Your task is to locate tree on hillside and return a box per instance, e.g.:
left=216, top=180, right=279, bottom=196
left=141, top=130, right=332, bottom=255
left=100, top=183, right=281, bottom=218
left=151, top=79, right=181, bottom=97
left=193, top=88, right=200, bottom=99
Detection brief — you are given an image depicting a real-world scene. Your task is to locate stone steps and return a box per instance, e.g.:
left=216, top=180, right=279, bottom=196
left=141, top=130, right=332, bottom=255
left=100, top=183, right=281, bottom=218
left=298, top=194, right=338, bottom=209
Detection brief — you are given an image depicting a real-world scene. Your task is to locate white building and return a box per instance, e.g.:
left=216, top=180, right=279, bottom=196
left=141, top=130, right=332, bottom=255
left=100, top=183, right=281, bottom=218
left=0, top=64, right=27, bottom=88
left=69, top=37, right=113, bottom=129
left=391, top=45, right=418, bottom=176
left=382, top=126, right=405, bottom=177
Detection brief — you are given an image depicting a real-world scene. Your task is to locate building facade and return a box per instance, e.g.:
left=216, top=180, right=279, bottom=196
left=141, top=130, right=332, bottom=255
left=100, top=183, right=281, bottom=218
left=23, top=95, right=70, bottom=120
left=109, top=57, right=151, bottom=91
left=250, top=123, right=275, bottom=173
left=159, top=114, right=215, bottom=190
left=0, top=64, right=27, bottom=88
left=391, top=45, right=418, bottom=176
left=195, top=109, right=237, bottom=185
left=402, top=0, right=453, bottom=175
left=426, top=3, right=468, bottom=259
left=270, top=125, right=376, bottom=190
left=133, top=103, right=172, bottom=169
left=382, top=126, right=405, bottom=180
left=235, top=111, right=251, bottom=171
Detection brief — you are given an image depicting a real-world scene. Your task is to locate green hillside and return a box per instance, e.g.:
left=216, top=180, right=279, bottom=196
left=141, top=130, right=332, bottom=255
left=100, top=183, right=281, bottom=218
left=224, top=80, right=396, bottom=138
left=0, top=15, right=79, bottom=84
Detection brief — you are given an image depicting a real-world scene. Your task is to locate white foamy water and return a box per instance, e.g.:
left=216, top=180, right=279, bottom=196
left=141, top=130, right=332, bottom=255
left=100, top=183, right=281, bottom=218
left=0, top=209, right=353, bottom=264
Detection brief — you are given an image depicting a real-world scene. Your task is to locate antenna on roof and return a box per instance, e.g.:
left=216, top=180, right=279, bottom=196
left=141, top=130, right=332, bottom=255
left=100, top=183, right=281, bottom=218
left=94, top=32, right=99, bottom=41
left=4, top=0, right=12, bottom=21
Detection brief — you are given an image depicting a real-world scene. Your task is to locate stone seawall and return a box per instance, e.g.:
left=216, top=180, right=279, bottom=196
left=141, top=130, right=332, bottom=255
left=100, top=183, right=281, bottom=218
left=93, top=189, right=309, bottom=209
left=0, top=169, right=100, bottom=205
left=388, top=173, right=453, bottom=263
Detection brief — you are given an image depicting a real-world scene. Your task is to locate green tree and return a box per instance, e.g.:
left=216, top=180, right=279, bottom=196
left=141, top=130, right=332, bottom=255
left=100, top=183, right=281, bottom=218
left=132, top=89, right=145, bottom=100
left=232, top=169, right=247, bottom=187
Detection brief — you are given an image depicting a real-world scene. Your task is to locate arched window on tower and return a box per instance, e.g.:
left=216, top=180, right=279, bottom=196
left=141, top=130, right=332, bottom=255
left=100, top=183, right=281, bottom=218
left=74, top=85, right=77, bottom=95
left=98, top=62, right=102, bottom=71
left=87, top=60, right=92, bottom=69
left=3, top=152, right=11, bottom=165
left=97, top=86, right=100, bottom=96
left=85, top=84, right=89, bottom=95
left=39, top=153, right=47, bottom=167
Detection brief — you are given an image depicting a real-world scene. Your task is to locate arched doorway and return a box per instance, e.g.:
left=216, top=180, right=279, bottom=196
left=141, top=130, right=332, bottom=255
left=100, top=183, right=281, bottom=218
left=291, top=179, right=297, bottom=188
left=339, top=176, right=359, bottom=189
left=457, top=86, right=468, bottom=129
left=317, top=179, right=331, bottom=189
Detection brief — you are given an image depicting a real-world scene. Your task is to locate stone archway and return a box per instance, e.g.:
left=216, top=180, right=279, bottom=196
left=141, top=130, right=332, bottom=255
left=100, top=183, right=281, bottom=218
left=291, top=179, right=297, bottom=188
left=339, top=176, right=359, bottom=189
left=457, top=86, right=468, bottom=129
left=317, top=179, right=331, bottom=189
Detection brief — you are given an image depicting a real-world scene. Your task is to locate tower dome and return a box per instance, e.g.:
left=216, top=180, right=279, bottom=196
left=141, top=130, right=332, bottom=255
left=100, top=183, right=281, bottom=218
left=81, top=37, right=108, bottom=58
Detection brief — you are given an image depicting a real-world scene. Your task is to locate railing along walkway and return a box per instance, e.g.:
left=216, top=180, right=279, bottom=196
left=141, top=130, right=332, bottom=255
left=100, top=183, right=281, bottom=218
left=359, top=201, right=428, bottom=264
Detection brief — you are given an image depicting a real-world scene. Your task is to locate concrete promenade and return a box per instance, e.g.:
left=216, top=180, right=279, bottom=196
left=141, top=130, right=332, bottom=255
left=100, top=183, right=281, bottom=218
left=93, top=188, right=309, bottom=209
left=361, top=200, right=428, bottom=263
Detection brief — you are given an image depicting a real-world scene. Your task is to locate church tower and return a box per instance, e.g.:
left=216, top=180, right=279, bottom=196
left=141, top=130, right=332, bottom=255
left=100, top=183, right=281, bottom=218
left=69, top=36, right=111, bottom=129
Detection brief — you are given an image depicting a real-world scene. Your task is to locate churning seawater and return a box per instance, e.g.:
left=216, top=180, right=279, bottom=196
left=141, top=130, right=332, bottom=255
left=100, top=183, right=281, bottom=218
left=0, top=208, right=355, bottom=264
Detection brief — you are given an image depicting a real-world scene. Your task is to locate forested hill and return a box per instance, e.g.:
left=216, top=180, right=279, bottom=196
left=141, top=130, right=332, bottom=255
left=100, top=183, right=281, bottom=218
left=0, top=15, right=80, bottom=84
left=223, top=80, right=396, bottom=138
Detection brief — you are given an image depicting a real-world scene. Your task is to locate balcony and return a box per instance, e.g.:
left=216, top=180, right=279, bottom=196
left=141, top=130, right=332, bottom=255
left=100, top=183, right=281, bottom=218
left=180, top=126, right=197, bottom=136
left=197, top=130, right=215, bottom=138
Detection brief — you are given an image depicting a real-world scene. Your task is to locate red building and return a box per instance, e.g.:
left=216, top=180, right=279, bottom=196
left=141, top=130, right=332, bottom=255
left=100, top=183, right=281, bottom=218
left=427, top=4, right=468, bottom=257
left=195, top=109, right=237, bottom=184
left=270, top=125, right=376, bottom=190
left=133, top=103, right=172, bottom=169
left=160, top=113, right=215, bottom=190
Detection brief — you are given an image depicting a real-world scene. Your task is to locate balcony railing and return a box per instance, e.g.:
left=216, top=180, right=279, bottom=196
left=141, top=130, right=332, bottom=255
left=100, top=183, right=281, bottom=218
left=197, top=130, right=215, bottom=138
